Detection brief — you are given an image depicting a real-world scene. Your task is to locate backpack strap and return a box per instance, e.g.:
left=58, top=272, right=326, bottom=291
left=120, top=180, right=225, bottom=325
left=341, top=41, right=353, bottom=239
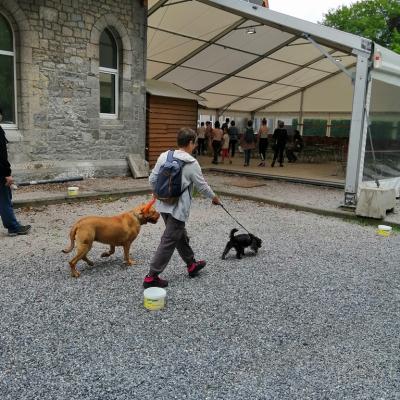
left=166, top=149, right=174, bottom=163
left=169, top=150, right=191, bottom=197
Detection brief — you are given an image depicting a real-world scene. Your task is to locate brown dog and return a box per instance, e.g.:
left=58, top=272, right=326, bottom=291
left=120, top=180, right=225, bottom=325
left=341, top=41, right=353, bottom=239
left=62, top=200, right=159, bottom=277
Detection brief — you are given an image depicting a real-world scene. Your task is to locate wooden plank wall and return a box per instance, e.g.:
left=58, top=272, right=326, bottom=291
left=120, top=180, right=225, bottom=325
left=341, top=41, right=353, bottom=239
left=146, top=95, right=198, bottom=166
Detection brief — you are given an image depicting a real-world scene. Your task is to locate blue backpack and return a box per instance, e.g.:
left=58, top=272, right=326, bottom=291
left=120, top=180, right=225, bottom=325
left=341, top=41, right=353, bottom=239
left=154, top=150, right=188, bottom=204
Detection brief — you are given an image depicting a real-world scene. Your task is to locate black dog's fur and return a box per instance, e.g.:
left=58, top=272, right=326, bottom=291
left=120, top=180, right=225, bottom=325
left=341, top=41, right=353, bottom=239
left=221, top=228, right=262, bottom=259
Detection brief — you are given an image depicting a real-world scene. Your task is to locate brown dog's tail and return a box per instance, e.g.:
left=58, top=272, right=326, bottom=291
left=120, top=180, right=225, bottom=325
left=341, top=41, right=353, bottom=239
left=62, top=224, right=78, bottom=253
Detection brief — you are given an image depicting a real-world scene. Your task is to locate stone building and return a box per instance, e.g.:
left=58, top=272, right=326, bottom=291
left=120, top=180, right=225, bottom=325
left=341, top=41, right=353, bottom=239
left=0, top=0, right=146, bottom=180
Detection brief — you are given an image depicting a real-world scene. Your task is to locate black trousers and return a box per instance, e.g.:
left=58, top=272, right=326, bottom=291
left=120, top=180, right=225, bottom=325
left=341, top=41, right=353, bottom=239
left=286, top=148, right=299, bottom=162
left=197, top=138, right=205, bottom=155
left=212, top=140, right=221, bottom=163
left=272, top=145, right=285, bottom=165
left=258, top=138, right=268, bottom=161
left=229, top=139, right=238, bottom=157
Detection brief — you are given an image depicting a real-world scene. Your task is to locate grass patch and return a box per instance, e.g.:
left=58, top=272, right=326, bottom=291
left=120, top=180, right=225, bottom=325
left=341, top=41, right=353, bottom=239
left=344, top=215, right=400, bottom=233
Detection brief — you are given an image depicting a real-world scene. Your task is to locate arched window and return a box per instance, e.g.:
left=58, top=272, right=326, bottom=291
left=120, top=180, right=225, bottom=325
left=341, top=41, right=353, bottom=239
left=99, top=29, right=118, bottom=117
left=0, top=13, right=16, bottom=124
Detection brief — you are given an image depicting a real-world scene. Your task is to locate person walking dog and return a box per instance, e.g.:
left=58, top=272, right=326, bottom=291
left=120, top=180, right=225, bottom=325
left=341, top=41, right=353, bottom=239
left=0, top=108, right=31, bottom=236
left=144, top=127, right=221, bottom=288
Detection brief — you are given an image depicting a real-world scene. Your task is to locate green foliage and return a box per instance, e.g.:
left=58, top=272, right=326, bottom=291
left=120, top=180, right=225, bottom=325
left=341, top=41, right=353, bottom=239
left=331, top=120, right=351, bottom=138
left=303, top=119, right=327, bottom=137
left=322, top=0, right=400, bottom=53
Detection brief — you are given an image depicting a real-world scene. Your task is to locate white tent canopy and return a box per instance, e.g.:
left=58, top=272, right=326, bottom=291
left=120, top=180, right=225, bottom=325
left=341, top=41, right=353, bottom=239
left=147, top=0, right=360, bottom=114
left=147, top=0, right=400, bottom=205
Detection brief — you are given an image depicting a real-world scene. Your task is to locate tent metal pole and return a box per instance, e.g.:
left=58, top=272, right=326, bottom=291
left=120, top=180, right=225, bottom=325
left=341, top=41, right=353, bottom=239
left=344, top=51, right=371, bottom=206
left=299, top=90, right=304, bottom=135
left=304, top=34, right=354, bottom=81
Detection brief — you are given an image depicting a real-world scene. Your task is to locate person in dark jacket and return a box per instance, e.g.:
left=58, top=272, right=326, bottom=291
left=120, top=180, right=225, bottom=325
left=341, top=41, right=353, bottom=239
left=286, top=129, right=304, bottom=162
left=228, top=120, right=239, bottom=158
left=271, top=120, right=288, bottom=167
left=241, top=120, right=256, bottom=167
left=0, top=109, right=31, bottom=236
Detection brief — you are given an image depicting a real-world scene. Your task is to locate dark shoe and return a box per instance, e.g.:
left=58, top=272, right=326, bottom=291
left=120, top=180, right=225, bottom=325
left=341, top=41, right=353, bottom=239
left=143, top=274, right=168, bottom=288
left=271, top=162, right=275, bottom=167
left=8, top=225, right=31, bottom=237
left=280, top=164, right=284, bottom=167
left=187, top=260, right=206, bottom=277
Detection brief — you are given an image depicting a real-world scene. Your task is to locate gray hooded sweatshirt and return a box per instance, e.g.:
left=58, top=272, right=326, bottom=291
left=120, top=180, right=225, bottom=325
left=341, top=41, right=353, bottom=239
left=149, top=150, right=216, bottom=222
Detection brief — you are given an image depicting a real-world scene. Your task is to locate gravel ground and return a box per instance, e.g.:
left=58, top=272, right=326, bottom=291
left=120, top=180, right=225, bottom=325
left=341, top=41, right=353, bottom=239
left=206, top=174, right=344, bottom=210
left=1, top=195, right=400, bottom=399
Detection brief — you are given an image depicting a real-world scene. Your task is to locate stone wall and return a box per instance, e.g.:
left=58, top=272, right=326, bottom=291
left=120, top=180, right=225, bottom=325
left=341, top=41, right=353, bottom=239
left=0, top=0, right=146, bottom=180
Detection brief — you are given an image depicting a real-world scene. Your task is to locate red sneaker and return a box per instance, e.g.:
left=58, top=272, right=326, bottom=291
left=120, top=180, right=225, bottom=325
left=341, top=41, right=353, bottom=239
left=187, top=260, right=206, bottom=277
left=143, top=275, right=168, bottom=288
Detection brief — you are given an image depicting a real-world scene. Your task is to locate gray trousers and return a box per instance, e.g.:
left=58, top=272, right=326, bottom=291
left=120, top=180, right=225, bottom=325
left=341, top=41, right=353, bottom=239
left=149, top=213, right=195, bottom=276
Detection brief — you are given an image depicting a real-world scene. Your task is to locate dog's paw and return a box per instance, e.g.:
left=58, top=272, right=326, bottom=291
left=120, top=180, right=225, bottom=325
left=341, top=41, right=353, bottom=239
left=70, top=269, right=81, bottom=278
left=126, top=259, right=137, bottom=266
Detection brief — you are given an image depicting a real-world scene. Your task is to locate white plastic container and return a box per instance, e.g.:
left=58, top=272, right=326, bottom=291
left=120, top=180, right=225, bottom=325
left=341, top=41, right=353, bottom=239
left=377, top=225, right=392, bottom=237
left=143, top=287, right=166, bottom=310
left=67, top=186, right=79, bottom=196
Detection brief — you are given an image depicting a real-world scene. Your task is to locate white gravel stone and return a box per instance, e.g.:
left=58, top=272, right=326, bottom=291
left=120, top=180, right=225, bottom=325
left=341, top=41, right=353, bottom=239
left=1, top=195, right=400, bottom=399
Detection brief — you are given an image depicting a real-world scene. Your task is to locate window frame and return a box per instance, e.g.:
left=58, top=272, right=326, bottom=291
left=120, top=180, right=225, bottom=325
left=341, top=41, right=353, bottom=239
left=0, top=13, right=17, bottom=128
left=99, top=29, right=119, bottom=120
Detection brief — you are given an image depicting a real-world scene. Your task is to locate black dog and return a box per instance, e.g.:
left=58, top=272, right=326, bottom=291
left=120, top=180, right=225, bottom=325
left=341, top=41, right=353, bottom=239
left=221, top=228, right=262, bottom=260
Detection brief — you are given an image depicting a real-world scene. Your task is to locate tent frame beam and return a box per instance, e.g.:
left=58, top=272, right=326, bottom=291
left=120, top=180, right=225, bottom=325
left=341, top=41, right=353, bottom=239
left=304, top=34, right=354, bottom=81
left=252, top=63, right=356, bottom=113
left=148, top=0, right=170, bottom=16
left=195, top=35, right=300, bottom=95
left=218, top=50, right=337, bottom=113
left=152, top=18, right=247, bottom=80
left=196, top=0, right=372, bottom=54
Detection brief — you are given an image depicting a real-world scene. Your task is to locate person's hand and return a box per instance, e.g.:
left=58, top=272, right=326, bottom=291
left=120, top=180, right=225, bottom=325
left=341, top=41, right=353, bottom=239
left=5, top=176, right=13, bottom=187
left=212, top=196, right=221, bottom=205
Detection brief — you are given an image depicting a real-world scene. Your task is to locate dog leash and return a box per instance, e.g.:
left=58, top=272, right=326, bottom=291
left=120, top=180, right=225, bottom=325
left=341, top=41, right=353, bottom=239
left=219, top=204, right=251, bottom=234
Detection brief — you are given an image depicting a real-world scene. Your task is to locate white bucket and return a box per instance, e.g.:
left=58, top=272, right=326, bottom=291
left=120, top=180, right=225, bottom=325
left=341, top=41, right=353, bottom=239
left=67, top=186, right=79, bottom=196
left=377, top=225, right=392, bottom=237
left=143, top=287, right=166, bottom=310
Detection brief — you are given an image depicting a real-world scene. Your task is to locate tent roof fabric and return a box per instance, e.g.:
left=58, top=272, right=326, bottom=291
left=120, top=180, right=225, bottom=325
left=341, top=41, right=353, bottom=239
left=147, top=0, right=400, bottom=113
left=146, top=79, right=204, bottom=101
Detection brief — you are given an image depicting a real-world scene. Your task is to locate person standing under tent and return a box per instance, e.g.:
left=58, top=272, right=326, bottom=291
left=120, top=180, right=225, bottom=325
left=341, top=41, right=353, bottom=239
left=241, top=120, right=257, bottom=167
left=228, top=120, right=239, bottom=158
left=205, top=121, right=212, bottom=156
left=257, top=118, right=269, bottom=167
left=221, top=125, right=231, bottom=164
left=271, top=120, right=288, bottom=167
left=286, top=129, right=304, bottom=162
left=196, top=122, right=206, bottom=155
left=211, top=121, right=223, bottom=164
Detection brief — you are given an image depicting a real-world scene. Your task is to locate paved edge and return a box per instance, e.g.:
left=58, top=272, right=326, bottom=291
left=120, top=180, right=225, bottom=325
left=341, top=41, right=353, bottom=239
left=205, top=167, right=345, bottom=189
left=13, top=185, right=397, bottom=229
left=13, top=188, right=152, bottom=209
